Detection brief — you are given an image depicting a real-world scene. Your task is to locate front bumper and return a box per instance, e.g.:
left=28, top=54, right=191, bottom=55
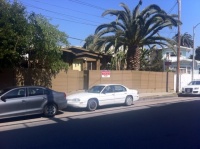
left=182, top=91, right=200, bottom=95
left=67, top=101, right=87, bottom=108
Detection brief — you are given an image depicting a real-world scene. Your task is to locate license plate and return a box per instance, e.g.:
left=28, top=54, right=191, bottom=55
left=186, top=89, right=191, bottom=93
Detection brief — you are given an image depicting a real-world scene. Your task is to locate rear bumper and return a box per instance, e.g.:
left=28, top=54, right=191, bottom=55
left=57, top=100, right=68, bottom=110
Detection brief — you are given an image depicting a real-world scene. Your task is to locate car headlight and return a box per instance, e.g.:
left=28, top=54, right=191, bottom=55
left=72, top=98, right=80, bottom=102
left=194, top=87, right=199, bottom=90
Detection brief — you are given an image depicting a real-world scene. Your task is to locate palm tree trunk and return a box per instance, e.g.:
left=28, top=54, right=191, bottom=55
left=126, top=45, right=140, bottom=70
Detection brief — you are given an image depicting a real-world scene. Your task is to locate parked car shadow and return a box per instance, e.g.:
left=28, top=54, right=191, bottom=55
left=0, top=111, right=65, bottom=123
left=0, top=114, right=43, bottom=123
left=178, top=93, right=200, bottom=97
left=63, top=107, right=87, bottom=112
left=63, top=103, right=130, bottom=112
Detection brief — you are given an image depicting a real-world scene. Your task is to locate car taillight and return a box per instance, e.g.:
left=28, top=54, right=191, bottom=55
left=64, top=92, right=67, bottom=98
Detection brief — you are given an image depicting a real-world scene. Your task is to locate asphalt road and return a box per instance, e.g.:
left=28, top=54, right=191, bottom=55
left=0, top=96, right=200, bottom=149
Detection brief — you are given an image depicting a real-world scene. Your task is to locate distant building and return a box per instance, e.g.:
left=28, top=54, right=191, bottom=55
left=62, top=46, right=112, bottom=71
left=162, top=46, right=200, bottom=74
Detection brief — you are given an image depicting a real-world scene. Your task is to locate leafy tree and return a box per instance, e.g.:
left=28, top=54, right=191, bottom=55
left=195, top=47, right=200, bottom=60
left=0, top=0, right=69, bottom=73
left=109, top=50, right=127, bottom=70
left=93, top=0, right=179, bottom=70
left=140, top=46, right=163, bottom=71
left=0, top=0, right=29, bottom=68
left=27, top=13, right=69, bottom=73
left=83, top=35, right=95, bottom=51
left=173, top=32, right=193, bottom=48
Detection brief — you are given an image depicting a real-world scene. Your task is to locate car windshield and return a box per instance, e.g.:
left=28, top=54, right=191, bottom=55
left=188, top=81, right=200, bottom=85
left=0, top=88, right=13, bottom=96
left=87, top=85, right=105, bottom=93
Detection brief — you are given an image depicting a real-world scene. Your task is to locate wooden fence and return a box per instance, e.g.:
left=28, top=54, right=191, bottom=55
left=0, top=69, right=174, bottom=93
left=88, top=70, right=174, bottom=93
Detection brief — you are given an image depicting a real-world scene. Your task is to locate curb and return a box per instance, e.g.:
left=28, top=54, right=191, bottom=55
left=139, top=94, right=178, bottom=101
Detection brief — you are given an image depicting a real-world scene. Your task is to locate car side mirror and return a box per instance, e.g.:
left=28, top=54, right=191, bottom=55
left=1, top=96, right=6, bottom=102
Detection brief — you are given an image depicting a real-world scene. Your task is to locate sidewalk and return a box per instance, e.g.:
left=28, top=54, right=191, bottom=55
left=139, top=92, right=178, bottom=100
left=68, top=90, right=178, bottom=100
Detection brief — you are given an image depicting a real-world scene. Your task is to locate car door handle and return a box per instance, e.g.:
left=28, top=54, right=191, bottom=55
left=43, top=97, right=47, bottom=100
left=22, top=100, right=26, bottom=103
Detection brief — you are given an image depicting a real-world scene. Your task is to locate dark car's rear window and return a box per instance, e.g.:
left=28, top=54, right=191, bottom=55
left=0, top=88, right=13, bottom=96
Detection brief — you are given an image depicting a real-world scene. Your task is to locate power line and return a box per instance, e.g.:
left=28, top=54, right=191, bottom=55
left=167, top=1, right=178, bottom=38
left=66, top=0, right=106, bottom=11
left=29, top=13, right=98, bottom=27
left=20, top=0, right=110, bottom=20
left=168, top=1, right=178, bottom=14
left=68, top=36, right=85, bottom=41
left=22, top=3, right=102, bottom=24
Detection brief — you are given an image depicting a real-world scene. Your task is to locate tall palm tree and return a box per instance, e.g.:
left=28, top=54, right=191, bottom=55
left=93, top=0, right=180, bottom=70
left=83, top=35, right=95, bottom=51
left=173, top=32, right=193, bottom=48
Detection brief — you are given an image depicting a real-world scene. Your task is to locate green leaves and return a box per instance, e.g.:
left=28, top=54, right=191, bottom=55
left=0, top=0, right=69, bottom=72
left=173, top=32, right=193, bottom=48
left=195, top=47, right=200, bottom=60
left=0, top=0, right=29, bottom=68
left=93, top=1, right=179, bottom=70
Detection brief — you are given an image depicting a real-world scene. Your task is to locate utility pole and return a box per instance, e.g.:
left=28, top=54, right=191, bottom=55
left=192, top=22, right=200, bottom=80
left=176, top=0, right=181, bottom=93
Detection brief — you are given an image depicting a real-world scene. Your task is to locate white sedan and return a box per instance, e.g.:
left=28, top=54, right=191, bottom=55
left=180, top=80, right=200, bottom=96
left=66, top=84, right=139, bottom=111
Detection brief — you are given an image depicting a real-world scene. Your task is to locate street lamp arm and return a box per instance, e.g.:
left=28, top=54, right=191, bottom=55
left=194, top=22, right=200, bottom=29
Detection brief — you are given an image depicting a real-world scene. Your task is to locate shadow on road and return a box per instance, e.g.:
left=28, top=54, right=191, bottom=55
left=1, top=100, right=200, bottom=149
left=0, top=111, right=64, bottom=123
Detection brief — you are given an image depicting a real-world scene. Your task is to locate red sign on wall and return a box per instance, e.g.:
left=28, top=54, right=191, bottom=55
left=101, top=70, right=110, bottom=78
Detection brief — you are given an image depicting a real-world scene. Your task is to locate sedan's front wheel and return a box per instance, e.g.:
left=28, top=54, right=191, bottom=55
left=44, top=104, right=57, bottom=117
left=125, top=96, right=133, bottom=106
left=87, top=99, right=98, bottom=111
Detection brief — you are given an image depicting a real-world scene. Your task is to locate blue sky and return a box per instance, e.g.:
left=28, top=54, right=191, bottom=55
left=15, top=0, right=200, bottom=48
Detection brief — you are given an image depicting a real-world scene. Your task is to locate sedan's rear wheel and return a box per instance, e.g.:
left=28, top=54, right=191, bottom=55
left=125, top=96, right=133, bottom=106
left=87, top=99, right=98, bottom=111
left=44, top=104, right=57, bottom=117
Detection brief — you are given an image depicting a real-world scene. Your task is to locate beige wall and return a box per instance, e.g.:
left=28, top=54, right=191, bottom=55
left=0, top=69, right=174, bottom=93
left=51, top=70, right=84, bottom=93
left=88, top=70, right=174, bottom=93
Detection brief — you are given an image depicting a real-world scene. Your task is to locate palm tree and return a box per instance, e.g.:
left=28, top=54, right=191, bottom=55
left=82, top=35, right=95, bottom=51
left=93, top=0, right=180, bottom=70
left=110, top=50, right=127, bottom=70
left=173, top=32, right=193, bottom=48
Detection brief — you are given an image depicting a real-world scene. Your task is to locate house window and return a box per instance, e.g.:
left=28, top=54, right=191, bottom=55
left=87, top=61, right=96, bottom=70
left=187, top=67, right=191, bottom=74
left=170, top=52, right=176, bottom=57
left=180, top=68, right=186, bottom=74
left=173, top=67, right=187, bottom=74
